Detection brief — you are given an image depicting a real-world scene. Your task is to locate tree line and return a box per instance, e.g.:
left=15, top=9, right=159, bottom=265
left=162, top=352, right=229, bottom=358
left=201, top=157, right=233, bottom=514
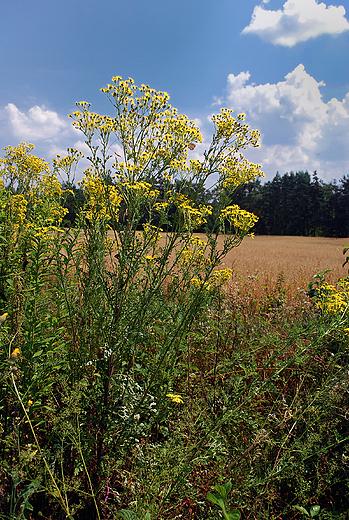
left=229, top=171, right=349, bottom=237
left=62, top=170, right=349, bottom=237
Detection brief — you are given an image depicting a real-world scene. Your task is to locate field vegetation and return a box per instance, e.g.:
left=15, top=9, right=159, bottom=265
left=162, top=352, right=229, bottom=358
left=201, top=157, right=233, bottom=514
left=153, top=233, right=349, bottom=293
left=0, top=77, right=348, bottom=520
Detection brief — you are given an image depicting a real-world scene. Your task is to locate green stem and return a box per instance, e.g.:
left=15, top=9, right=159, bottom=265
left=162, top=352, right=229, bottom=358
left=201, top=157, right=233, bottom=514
left=11, top=373, right=72, bottom=519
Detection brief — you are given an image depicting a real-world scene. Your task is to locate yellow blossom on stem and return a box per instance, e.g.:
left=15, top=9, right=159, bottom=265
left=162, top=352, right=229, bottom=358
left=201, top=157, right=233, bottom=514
left=190, top=278, right=211, bottom=291
left=211, top=268, right=233, bottom=285
left=219, top=205, right=259, bottom=235
left=166, top=393, right=184, bottom=404
left=316, top=280, right=349, bottom=314
left=9, top=348, right=20, bottom=362
left=79, top=173, right=122, bottom=223
left=0, top=313, right=8, bottom=326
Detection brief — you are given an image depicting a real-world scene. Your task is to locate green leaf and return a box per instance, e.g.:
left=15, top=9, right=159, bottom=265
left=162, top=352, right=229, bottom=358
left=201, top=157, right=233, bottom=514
left=143, top=513, right=151, bottom=520
left=118, top=510, right=139, bottom=520
left=214, top=484, right=227, bottom=500
left=294, top=505, right=309, bottom=516
left=33, top=350, right=43, bottom=358
left=310, top=505, right=320, bottom=517
left=223, top=480, right=232, bottom=495
left=225, top=509, right=241, bottom=520
left=206, top=491, right=225, bottom=509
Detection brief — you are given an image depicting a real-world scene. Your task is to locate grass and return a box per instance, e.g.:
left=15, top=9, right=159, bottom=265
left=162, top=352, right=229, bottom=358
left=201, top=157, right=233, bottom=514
left=2, top=232, right=348, bottom=520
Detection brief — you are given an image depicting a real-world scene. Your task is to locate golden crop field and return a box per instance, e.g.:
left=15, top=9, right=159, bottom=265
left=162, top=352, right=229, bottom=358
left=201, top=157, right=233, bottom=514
left=107, top=231, right=349, bottom=295
left=216, top=234, right=349, bottom=294
left=157, top=233, right=349, bottom=294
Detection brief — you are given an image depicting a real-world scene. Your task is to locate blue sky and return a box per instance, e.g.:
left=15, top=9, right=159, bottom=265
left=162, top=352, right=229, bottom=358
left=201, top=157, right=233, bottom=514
left=1, top=0, right=349, bottom=183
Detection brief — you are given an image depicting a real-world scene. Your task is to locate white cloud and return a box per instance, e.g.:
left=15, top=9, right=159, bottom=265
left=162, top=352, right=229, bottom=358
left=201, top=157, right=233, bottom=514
left=227, top=71, right=251, bottom=91
left=223, top=64, right=349, bottom=180
left=0, top=103, right=89, bottom=182
left=4, top=103, right=69, bottom=141
left=212, top=96, right=223, bottom=106
left=242, top=0, right=349, bottom=46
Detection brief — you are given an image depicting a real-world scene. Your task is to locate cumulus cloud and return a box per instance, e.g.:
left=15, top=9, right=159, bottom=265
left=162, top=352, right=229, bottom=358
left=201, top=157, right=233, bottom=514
left=0, top=102, right=89, bottom=181
left=242, top=0, right=349, bottom=47
left=223, top=64, right=349, bottom=180
left=4, top=103, right=70, bottom=141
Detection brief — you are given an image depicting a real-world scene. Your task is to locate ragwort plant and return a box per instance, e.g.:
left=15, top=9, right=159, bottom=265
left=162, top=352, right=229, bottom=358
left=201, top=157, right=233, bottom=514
left=0, top=77, right=263, bottom=519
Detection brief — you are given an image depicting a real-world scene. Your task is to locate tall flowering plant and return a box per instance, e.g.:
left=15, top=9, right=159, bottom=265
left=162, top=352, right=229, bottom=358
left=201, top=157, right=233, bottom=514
left=0, top=78, right=263, bottom=518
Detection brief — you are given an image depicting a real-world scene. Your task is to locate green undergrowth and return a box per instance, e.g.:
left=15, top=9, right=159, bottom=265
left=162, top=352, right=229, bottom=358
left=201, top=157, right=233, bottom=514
left=1, top=277, right=348, bottom=520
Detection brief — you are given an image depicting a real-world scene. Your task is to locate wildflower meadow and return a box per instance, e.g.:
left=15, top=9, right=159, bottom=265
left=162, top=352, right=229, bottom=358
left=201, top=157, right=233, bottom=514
left=0, top=77, right=348, bottom=520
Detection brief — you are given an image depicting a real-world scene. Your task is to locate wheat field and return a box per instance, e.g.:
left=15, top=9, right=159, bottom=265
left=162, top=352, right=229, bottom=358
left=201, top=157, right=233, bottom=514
left=216, top=234, right=349, bottom=293
left=107, top=231, right=349, bottom=294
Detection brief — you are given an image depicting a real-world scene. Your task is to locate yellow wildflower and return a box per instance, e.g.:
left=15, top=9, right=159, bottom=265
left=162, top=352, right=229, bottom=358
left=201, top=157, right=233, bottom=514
left=0, top=312, right=8, bottom=325
left=219, top=205, right=258, bottom=235
left=190, top=278, right=211, bottom=290
left=316, top=281, right=348, bottom=314
left=211, top=268, right=233, bottom=285
left=166, top=393, right=184, bottom=404
left=79, top=173, right=122, bottom=223
left=9, top=348, right=20, bottom=362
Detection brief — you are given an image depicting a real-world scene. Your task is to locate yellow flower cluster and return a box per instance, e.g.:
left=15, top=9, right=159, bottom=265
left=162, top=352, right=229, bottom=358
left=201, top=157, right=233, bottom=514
left=25, top=223, right=64, bottom=241
left=0, top=143, right=70, bottom=239
left=69, top=104, right=114, bottom=142
left=145, top=255, right=157, bottom=261
left=180, top=249, right=209, bottom=266
left=79, top=173, right=122, bottom=223
left=154, top=201, right=170, bottom=212
left=220, top=154, right=264, bottom=189
left=1, top=193, right=28, bottom=227
left=189, top=236, right=207, bottom=247
left=316, top=279, right=349, bottom=314
left=168, top=192, right=212, bottom=230
left=219, top=205, right=259, bottom=234
left=211, top=109, right=260, bottom=147
left=121, top=181, right=159, bottom=201
left=29, top=174, right=69, bottom=226
left=166, top=393, right=184, bottom=404
left=179, top=237, right=210, bottom=267
left=190, top=278, right=211, bottom=291
left=211, top=268, right=233, bottom=284
left=0, top=143, right=50, bottom=192
left=189, top=269, right=233, bottom=292
left=142, top=223, right=163, bottom=244
left=52, top=148, right=84, bottom=181
left=99, top=77, right=202, bottom=183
